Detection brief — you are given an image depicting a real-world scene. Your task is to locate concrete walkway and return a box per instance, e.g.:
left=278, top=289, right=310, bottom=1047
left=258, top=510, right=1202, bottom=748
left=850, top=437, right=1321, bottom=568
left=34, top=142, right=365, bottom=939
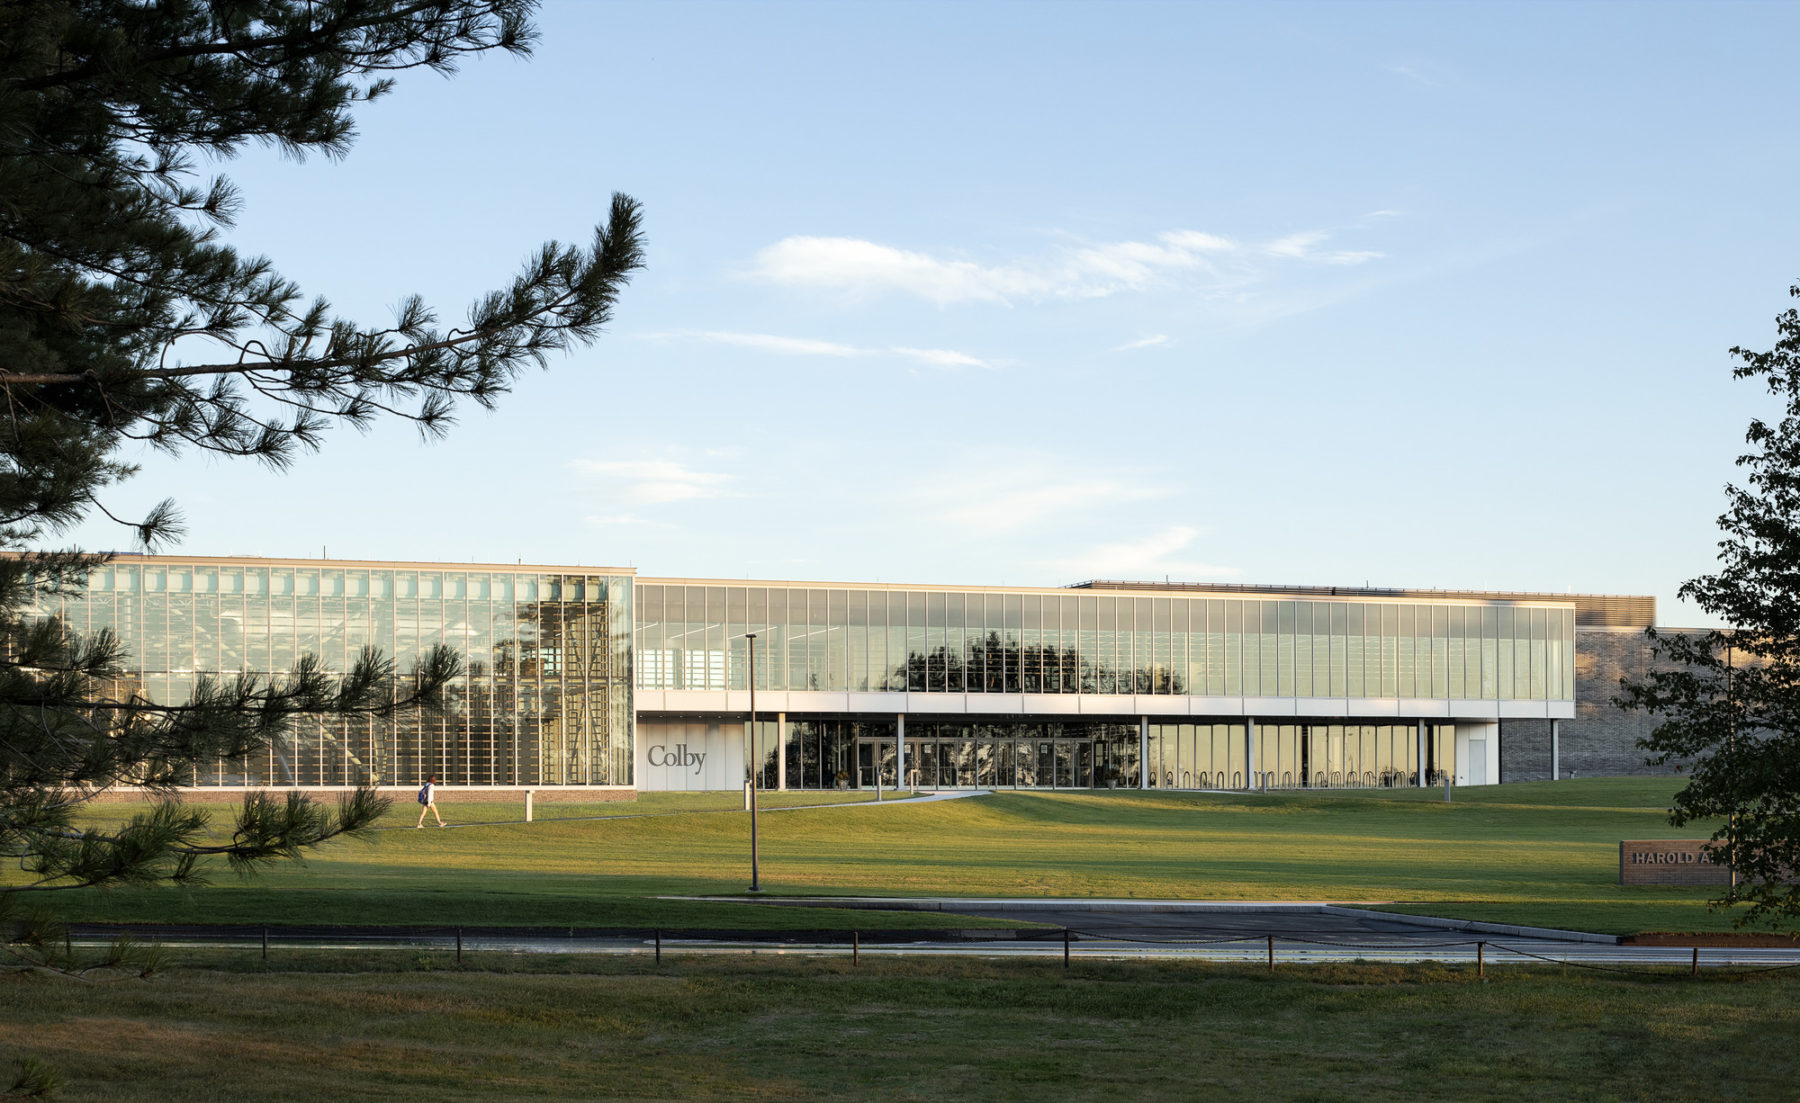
left=380, top=787, right=990, bottom=831
left=679, top=895, right=1614, bottom=944
left=849, top=789, right=992, bottom=805
left=658, top=895, right=1800, bottom=968
left=102, top=913, right=1800, bottom=969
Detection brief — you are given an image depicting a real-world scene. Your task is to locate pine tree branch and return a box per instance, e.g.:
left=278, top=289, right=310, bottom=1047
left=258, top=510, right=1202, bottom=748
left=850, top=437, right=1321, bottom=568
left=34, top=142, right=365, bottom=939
left=11, top=1, right=527, bottom=94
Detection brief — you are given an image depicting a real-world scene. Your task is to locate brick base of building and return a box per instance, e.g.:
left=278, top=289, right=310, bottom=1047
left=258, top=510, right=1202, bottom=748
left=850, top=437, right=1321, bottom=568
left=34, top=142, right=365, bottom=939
left=88, top=786, right=639, bottom=804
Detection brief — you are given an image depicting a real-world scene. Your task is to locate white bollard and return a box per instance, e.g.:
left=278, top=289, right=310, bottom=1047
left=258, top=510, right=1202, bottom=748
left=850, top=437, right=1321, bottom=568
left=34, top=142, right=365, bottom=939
left=524, top=789, right=534, bottom=823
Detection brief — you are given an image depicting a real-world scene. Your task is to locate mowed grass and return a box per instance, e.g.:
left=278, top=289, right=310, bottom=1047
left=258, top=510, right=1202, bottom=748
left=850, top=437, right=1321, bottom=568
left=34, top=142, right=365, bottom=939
left=26, top=777, right=1757, bottom=935
left=5, top=952, right=1798, bottom=1102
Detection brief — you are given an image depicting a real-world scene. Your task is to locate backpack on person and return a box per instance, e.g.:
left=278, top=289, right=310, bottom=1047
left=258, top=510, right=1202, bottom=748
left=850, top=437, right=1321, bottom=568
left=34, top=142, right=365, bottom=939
left=417, top=784, right=430, bottom=805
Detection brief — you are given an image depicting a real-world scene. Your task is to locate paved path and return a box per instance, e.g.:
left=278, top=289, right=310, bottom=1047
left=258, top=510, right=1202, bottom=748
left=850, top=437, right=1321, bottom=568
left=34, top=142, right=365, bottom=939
left=114, top=927, right=1800, bottom=970
left=378, top=788, right=989, bottom=832
left=150, top=887, right=1785, bottom=970
left=78, top=895, right=1800, bottom=970
left=667, top=896, right=1800, bottom=969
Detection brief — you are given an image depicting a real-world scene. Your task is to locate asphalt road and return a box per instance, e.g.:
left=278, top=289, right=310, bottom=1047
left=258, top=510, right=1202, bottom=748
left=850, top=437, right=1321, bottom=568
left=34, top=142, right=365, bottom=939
left=937, top=903, right=1471, bottom=944
left=70, top=899, right=1800, bottom=970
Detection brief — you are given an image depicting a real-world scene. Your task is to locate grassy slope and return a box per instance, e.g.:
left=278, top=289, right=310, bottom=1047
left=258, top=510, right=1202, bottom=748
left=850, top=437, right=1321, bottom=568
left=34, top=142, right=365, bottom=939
left=22, top=777, right=1755, bottom=935
left=5, top=953, right=1798, bottom=1103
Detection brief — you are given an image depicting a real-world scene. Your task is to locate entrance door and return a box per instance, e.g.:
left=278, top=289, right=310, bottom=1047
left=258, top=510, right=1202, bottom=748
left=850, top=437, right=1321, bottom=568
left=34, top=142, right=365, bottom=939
left=1015, top=740, right=1037, bottom=786
left=857, top=741, right=897, bottom=788
left=913, top=742, right=937, bottom=788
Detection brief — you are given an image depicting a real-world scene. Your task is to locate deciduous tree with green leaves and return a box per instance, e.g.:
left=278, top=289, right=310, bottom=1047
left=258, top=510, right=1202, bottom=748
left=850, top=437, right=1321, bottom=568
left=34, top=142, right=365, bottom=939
left=0, top=0, right=643, bottom=973
left=1621, top=282, right=1800, bottom=926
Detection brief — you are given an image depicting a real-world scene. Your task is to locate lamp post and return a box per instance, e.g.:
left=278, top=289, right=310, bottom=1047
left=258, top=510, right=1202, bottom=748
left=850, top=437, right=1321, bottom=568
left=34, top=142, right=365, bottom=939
left=747, top=633, right=761, bottom=893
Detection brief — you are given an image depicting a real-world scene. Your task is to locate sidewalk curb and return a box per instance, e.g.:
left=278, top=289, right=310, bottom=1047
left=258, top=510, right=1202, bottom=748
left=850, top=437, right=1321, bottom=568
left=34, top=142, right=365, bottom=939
left=674, top=896, right=1340, bottom=913
left=677, top=896, right=1624, bottom=944
left=1324, top=906, right=1621, bottom=945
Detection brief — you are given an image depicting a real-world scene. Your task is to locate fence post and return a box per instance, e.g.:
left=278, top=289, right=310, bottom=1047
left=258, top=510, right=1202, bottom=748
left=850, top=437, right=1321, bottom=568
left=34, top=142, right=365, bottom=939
left=456, top=927, right=463, bottom=964
left=655, top=929, right=662, bottom=965
left=1268, top=934, right=1275, bottom=972
left=261, top=927, right=268, bottom=961
left=1692, top=947, right=1699, bottom=976
left=853, top=930, right=860, bottom=966
left=1477, top=941, right=1485, bottom=978
left=1063, top=928, right=1071, bottom=968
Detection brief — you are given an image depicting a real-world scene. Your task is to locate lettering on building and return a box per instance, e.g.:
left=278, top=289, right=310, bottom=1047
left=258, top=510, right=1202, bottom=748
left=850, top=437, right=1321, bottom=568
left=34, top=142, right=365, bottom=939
left=647, top=743, right=707, bottom=775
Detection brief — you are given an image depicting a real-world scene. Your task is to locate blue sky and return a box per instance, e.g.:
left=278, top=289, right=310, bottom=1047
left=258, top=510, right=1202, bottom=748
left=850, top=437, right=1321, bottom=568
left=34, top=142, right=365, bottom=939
left=69, top=1, right=1800, bottom=626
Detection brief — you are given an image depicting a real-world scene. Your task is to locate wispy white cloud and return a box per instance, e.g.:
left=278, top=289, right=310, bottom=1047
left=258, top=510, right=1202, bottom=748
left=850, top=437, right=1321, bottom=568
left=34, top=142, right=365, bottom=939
left=1383, top=63, right=1444, bottom=88
left=569, top=459, right=734, bottom=504
left=747, top=237, right=1033, bottom=305
left=1112, top=334, right=1172, bottom=352
left=644, top=330, right=996, bottom=369
left=1263, top=231, right=1383, bottom=266
left=911, top=465, right=1167, bottom=535
left=1041, top=525, right=1240, bottom=581
left=745, top=224, right=1383, bottom=305
left=584, top=513, right=671, bottom=528
left=891, top=346, right=994, bottom=369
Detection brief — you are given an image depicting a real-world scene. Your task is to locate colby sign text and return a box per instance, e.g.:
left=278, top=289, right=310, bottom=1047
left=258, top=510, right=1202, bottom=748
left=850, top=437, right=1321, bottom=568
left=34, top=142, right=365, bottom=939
left=647, top=744, right=707, bottom=775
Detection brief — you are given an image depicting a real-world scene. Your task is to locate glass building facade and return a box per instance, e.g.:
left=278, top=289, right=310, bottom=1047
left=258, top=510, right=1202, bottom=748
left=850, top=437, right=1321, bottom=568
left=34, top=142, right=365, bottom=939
left=740, top=718, right=1146, bottom=791
left=23, top=559, right=1575, bottom=792
left=704, top=717, right=1457, bottom=793
left=28, top=559, right=634, bottom=787
left=635, top=583, right=1576, bottom=702
left=635, top=581, right=1575, bottom=792
left=1144, top=722, right=1455, bottom=790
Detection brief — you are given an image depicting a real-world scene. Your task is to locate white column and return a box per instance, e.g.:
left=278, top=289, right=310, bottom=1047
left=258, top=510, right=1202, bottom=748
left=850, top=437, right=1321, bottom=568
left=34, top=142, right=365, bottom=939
left=1551, top=719, right=1560, bottom=781
left=1138, top=716, right=1149, bottom=789
left=896, top=713, right=908, bottom=789
left=776, top=712, right=787, bottom=791
left=1246, top=717, right=1257, bottom=790
left=1416, top=719, right=1427, bottom=787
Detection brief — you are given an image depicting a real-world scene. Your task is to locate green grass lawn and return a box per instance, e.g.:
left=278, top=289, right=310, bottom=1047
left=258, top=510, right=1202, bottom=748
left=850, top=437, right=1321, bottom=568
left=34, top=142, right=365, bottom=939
left=5, top=952, right=1797, bottom=1102
left=19, top=777, right=1760, bottom=935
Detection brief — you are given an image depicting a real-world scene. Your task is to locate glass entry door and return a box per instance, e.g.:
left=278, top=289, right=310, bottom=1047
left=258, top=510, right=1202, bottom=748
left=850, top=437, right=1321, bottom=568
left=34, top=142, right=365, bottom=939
left=857, top=740, right=897, bottom=788
left=886, top=735, right=1102, bottom=789
left=1022, top=740, right=1096, bottom=788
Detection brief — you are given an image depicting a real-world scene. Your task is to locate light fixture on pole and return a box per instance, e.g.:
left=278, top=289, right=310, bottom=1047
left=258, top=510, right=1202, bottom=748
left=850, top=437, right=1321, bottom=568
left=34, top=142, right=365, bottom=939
left=746, top=632, right=761, bottom=893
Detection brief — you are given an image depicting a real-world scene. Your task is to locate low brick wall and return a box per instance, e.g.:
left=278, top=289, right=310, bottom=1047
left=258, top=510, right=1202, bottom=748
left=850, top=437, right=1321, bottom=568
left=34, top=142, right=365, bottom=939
left=87, top=787, right=637, bottom=805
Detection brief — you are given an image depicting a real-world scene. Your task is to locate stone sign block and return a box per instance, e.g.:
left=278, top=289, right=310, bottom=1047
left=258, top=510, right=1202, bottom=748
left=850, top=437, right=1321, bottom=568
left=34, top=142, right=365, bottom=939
left=1619, top=840, right=1732, bottom=886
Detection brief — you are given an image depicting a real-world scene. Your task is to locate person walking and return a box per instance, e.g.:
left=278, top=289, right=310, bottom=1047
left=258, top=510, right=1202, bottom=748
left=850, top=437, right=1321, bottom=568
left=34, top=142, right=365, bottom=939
left=415, top=773, right=447, bottom=828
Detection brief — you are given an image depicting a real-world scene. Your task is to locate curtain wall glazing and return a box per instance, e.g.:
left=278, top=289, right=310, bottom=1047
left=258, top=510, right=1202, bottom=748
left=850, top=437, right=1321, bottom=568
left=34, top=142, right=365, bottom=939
left=636, top=585, right=1574, bottom=702
left=29, top=562, right=634, bottom=787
